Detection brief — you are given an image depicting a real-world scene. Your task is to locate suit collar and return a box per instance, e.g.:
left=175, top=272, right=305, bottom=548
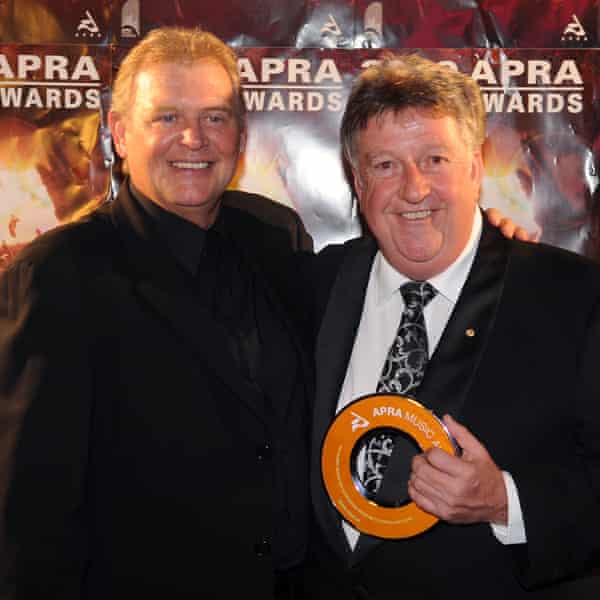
left=130, top=181, right=208, bottom=277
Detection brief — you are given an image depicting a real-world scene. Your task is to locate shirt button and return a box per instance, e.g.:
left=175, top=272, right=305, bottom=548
left=256, top=443, right=272, bottom=460
left=254, top=538, right=271, bottom=557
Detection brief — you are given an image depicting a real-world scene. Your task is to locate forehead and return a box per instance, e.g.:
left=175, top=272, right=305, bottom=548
left=357, top=108, right=463, bottom=155
left=133, top=59, right=235, bottom=111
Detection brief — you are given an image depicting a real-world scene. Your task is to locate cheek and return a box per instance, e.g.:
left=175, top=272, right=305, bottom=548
left=132, top=126, right=176, bottom=159
left=221, top=133, right=243, bottom=157
left=209, top=125, right=241, bottom=152
left=359, top=180, right=394, bottom=217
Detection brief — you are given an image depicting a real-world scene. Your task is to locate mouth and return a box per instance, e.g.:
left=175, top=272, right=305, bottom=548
left=170, top=161, right=212, bottom=170
left=401, top=209, right=432, bottom=220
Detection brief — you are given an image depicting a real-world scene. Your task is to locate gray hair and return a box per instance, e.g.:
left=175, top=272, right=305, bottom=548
left=341, top=53, right=486, bottom=168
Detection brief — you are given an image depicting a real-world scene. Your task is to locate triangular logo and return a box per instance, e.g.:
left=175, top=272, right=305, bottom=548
left=561, top=14, right=588, bottom=42
left=321, top=14, right=342, bottom=37
left=75, top=10, right=102, bottom=39
left=350, top=411, right=370, bottom=432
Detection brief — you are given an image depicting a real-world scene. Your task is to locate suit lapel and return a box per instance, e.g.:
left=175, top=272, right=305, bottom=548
left=314, top=237, right=377, bottom=455
left=108, top=187, right=268, bottom=424
left=312, top=237, right=378, bottom=560
left=417, top=220, right=510, bottom=419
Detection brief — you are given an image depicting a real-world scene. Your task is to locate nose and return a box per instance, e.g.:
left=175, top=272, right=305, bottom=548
left=181, top=120, right=208, bottom=149
left=403, top=162, right=430, bottom=204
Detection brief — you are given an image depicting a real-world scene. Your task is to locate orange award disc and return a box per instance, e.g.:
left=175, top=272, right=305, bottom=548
left=321, top=393, right=459, bottom=539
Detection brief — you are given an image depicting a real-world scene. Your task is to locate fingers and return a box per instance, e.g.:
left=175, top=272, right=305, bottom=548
left=484, top=207, right=539, bottom=242
left=513, top=226, right=530, bottom=241
left=484, top=207, right=502, bottom=226
left=408, top=449, right=473, bottom=522
left=408, top=415, right=508, bottom=524
left=408, top=469, right=449, bottom=518
left=503, top=221, right=538, bottom=243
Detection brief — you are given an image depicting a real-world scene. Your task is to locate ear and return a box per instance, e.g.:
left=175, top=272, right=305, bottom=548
left=470, top=149, right=484, bottom=187
left=108, top=111, right=127, bottom=159
left=352, top=167, right=364, bottom=200
left=239, top=125, right=247, bottom=155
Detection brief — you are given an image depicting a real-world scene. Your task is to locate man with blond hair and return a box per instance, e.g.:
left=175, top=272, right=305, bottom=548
left=0, top=27, right=313, bottom=598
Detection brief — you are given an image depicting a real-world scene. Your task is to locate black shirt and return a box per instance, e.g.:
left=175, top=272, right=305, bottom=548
left=131, top=182, right=260, bottom=383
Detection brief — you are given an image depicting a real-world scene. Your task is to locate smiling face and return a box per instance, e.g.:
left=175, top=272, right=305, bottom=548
left=109, top=59, right=245, bottom=228
left=352, top=108, right=483, bottom=280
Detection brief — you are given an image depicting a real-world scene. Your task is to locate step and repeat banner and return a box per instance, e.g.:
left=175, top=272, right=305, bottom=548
left=1, top=0, right=599, bottom=268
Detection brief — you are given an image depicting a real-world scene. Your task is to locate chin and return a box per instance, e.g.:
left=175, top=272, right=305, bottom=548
left=395, top=239, right=443, bottom=264
left=175, top=195, right=215, bottom=207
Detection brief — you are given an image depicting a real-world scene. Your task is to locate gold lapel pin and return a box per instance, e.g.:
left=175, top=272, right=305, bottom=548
left=465, top=328, right=476, bottom=338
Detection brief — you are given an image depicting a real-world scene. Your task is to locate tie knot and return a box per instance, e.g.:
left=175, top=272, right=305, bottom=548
left=400, top=281, right=437, bottom=310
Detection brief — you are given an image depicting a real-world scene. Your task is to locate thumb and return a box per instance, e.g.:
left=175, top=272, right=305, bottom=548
left=442, top=414, right=485, bottom=460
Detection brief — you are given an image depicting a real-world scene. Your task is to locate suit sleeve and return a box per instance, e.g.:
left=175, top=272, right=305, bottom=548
left=511, top=295, right=600, bottom=589
left=0, top=253, right=92, bottom=599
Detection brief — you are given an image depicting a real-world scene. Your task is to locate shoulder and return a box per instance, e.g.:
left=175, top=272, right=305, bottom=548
left=495, top=237, right=600, bottom=328
left=305, top=235, right=374, bottom=308
left=221, top=190, right=313, bottom=252
left=481, top=220, right=600, bottom=293
left=510, top=237, right=600, bottom=286
left=316, top=235, right=375, bottom=273
left=2, top=204, right=115, bottom=286
left=222, top=190, right=300, bottom=226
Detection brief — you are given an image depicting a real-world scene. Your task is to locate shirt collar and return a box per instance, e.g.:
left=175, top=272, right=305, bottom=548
left=375, top=206, right=483, bottom=305
left=130, top=181, right=209, bottom=276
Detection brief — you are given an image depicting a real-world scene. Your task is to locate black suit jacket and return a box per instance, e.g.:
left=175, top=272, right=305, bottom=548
left=0, top=185, right=313, bottom=599
left=309, top=219, right=600, bottom=598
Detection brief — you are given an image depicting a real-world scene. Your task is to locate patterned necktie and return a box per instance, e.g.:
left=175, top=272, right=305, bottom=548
left=350, top=281, right=437, bottom=550
left=376, top=280, right=437, bottom=397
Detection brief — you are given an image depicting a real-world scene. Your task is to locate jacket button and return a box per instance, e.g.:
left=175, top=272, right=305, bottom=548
left=256, top=443, right=272, bottom=460
left=254, top=538, right=271, bottom=557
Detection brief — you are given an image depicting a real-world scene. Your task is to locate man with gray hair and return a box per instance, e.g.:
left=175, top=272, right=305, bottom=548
left=309, top=53, right=600, bottom=598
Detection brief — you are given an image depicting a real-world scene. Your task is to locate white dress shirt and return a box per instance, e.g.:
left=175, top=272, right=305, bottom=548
left=337, top=208, right=526, bottom=548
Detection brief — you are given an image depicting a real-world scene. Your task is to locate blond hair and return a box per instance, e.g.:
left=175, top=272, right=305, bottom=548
left=111, top=26, right=245, bottom=125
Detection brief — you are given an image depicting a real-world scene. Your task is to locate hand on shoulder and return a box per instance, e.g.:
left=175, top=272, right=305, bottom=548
left=484, top=207, right=539, bottom=242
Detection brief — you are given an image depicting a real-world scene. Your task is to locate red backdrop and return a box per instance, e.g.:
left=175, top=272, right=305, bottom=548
left=1, top=0, right=599, bottom=266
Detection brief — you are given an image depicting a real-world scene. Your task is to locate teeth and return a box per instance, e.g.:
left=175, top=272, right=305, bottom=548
left=171, top=161, right=210, bottom=169
left=403, top=210, right=431, bottom=220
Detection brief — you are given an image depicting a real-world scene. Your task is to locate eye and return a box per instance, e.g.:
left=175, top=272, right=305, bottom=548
left=206, top=112, right=229, bottom=125
left=430, top=154, right=448, bottom=165
left=372, top=160, right=395, bottom=177
left=421, top=154, right=449, bottom=173
left=156, top=113, right=177, bottom=124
